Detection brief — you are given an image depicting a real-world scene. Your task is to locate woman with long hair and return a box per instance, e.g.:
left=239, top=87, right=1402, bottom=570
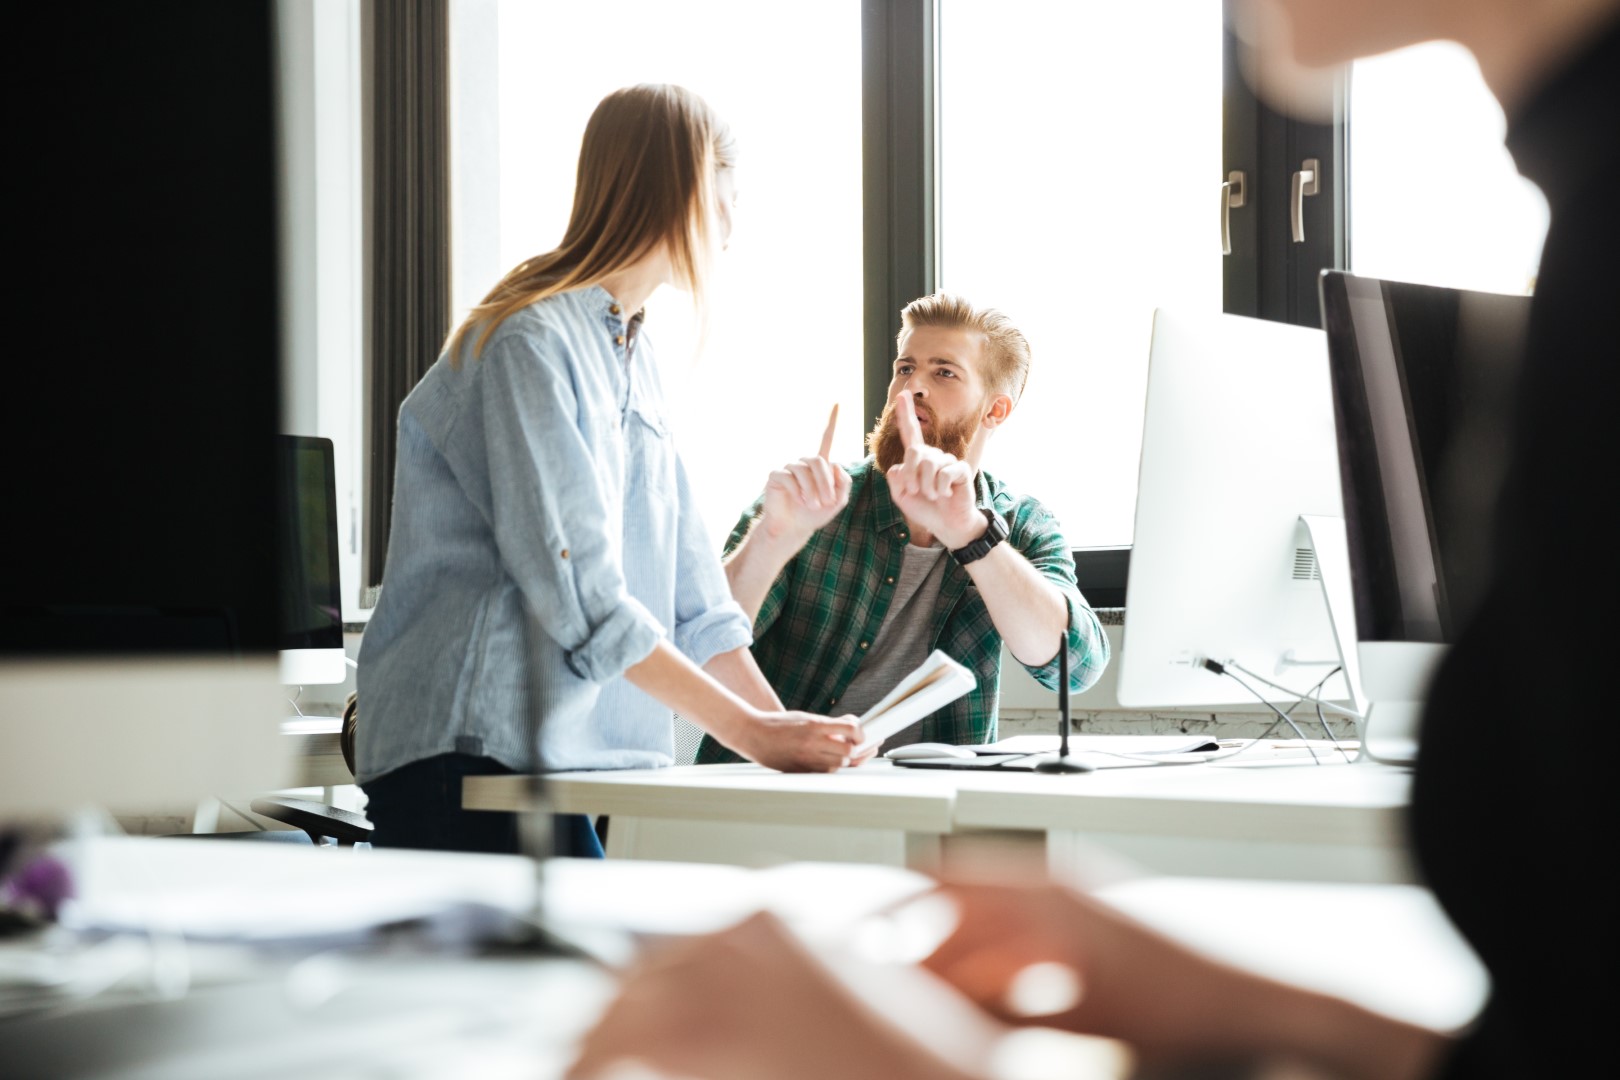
left=355, top=84, right=860, bottom=857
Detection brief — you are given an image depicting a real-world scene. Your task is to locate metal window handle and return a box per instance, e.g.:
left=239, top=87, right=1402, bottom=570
left=1221, top=170, right=1245, bottom=255
left=1291, top=158, right=1320, bottom=243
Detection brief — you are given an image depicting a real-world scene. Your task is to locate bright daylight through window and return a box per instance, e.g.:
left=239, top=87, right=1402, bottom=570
left=452, top=0, right=863, bottom=541
left=1350, top=42, right=1548, bottom=297
left=937, top=0, right=1223, bottom=549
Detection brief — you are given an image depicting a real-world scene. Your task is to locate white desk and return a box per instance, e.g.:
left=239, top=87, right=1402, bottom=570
left=0, top=837, right=1486, bottom=1079
left=464, top=755, right=1415, bottom=883
left=950, top=759, right=1413, bottom=884
left=467, top=761, right=961, bottom=867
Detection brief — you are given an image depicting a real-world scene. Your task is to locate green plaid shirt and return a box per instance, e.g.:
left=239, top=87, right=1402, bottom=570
left=696, top=458, right=1109, bottom=764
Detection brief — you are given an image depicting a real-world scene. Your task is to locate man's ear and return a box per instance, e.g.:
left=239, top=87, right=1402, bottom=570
left=980, top=393, right=1014, bottom=430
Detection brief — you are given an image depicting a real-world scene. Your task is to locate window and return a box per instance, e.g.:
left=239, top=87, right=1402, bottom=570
left=1350, top=42, right=1547, bottom=295
left=451, top=0, right=864, bottom=540
left=936, top=0, right=1224, bottom=547
left=277, top=0, right=367, bottom=621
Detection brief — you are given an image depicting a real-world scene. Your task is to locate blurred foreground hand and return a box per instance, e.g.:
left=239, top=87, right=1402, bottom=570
left=567, top=910, right=993, bottom=1080
left=922, top=879, right=1447, bottom=1080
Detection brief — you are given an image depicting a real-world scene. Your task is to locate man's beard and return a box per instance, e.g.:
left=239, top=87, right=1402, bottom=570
left=867, top=398, right=982, bottom=473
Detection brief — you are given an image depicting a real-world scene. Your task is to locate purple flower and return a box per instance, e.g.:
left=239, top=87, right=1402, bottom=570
left=2, top=853, right=75, bottom=922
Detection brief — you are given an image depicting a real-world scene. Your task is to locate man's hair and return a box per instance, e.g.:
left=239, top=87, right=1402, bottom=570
left=898, top=293, right=1032, bottom=406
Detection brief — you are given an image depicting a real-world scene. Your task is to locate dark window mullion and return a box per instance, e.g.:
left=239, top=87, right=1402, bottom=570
left=862, top=0, right=938, bottom=432
left=1222, top=2, right=1348, bottom=328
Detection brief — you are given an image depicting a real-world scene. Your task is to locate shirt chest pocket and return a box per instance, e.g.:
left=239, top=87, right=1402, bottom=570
left=624, top=402, right=676, bottom=503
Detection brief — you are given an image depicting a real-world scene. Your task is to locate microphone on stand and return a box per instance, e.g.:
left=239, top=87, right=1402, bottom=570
left=1036, top=609, right=1092, bottom=774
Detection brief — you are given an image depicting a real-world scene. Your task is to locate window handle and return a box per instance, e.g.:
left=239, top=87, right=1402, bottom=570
left=1291, top=158, right=1320, bottom=243
left=1221, top=170, right=1246, bottom=255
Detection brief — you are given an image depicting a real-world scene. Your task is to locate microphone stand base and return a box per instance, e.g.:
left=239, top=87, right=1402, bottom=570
left=1034, top=755, right=1094, bottom=774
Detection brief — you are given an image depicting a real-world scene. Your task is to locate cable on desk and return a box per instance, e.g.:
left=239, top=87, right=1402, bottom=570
left=1224, top=661, right=1363, bottom=719
left=1310, top=678, right=1359, bottom=762
left=1200, top=659, right=1323, bottom=762
left=1066, top=663, right=1348, bottom=769
left=1217, top=660, right=1358, bottom=762
left=1192, top=661, right=1350, bottom=765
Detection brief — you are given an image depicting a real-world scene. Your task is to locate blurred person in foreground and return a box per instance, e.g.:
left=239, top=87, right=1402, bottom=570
left=567, top=0, right=1618, bottom=1076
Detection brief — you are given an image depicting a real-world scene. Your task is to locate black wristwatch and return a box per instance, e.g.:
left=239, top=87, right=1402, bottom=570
left=949, top=508, right=1008, bottom=566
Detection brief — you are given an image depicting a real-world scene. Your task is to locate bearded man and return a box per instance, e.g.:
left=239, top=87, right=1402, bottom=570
left=696, top=293, right=1109, bottom=764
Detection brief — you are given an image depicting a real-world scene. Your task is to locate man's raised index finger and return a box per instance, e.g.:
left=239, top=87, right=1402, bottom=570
left=896, top=392, right=925, bottom=448
left=818, top=403, right=839, bottom=461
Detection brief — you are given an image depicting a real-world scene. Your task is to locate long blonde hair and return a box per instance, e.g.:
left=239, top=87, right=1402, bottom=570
left=448, top=84, right=735, bottom=363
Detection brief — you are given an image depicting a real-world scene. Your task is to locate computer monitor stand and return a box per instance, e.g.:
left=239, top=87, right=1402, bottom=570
left=1297, top=514, right=1416, bottom=766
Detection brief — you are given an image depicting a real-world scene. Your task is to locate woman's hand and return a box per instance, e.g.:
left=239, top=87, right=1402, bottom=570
left=568, top=911, right=982, bottom=1080
left=735, top=709, right=865, bottom=773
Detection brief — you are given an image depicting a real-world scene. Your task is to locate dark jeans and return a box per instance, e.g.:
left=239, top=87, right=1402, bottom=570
left=362, top=753, right=603, bottom=858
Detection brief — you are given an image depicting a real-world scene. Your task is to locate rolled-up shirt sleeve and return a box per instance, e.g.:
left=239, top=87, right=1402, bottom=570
left=672, top=451, right=754, bottom=666
left=479, top=331, right=664, bottom=683
left=1010, top=500, right=1110, bottom=694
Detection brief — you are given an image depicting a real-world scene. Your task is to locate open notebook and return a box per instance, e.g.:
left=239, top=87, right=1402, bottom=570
left=855, top=650, right=976, bottom=753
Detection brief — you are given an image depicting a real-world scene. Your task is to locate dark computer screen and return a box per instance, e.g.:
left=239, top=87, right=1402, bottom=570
left=1320, top=271, right=1531, bottom=644
left=7, top=2, right=281, bottom=657
left=277, top=436, right=344, bottom=652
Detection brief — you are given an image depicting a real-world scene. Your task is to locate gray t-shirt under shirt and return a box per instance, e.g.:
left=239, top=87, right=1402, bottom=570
left=835, top=541, right=950, bottom=743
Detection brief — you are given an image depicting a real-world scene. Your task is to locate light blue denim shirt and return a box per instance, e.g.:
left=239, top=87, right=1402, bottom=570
left=355, top=286, right=752, bottom=781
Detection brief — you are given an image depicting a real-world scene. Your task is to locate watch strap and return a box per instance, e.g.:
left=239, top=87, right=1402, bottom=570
left=950, top=508, right=1008, bottom=566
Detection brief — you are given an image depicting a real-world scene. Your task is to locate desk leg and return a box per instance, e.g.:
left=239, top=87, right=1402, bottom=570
left=903, top=832, right=941, bottom=873
left=934, top=830, right=1047, bottom=875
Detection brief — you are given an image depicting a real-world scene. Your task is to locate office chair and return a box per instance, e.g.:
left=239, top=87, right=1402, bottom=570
left=249, top=796, right=372, bottom=846
left=251, top=693, right=374, bottom=846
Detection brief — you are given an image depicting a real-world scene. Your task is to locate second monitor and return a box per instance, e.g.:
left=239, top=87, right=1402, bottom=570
left=1118, top=309, right=1352, bottom=709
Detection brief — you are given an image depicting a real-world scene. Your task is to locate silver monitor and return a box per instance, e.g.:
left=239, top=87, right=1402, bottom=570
left=277, top=436, right=348, bottom=686
left=1319, top=271, right=1530, bottom=757
left=1118, top=309, right=1352, bottom=709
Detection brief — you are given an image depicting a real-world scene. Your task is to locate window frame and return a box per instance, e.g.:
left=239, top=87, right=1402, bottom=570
left=865, top=0, right=1349, bottom=591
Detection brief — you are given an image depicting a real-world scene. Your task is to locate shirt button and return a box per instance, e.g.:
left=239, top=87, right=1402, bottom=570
left=859, top=641, right=869, bottom=650
left=898, top=532, right=908, bottom=541
left=614, top=334, right=626, bottom=346
left=560, top=548, right=570, bottom=559
left=828, top=698, right=838, bottom=707
left=609, top=303, right=622, bottom=315
left=885, top=576, right=895, bottom=585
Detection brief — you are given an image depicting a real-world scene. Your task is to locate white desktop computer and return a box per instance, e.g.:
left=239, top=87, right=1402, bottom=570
left=277, top=435, right=350, bottom=690
left=1118, top=309, right=1359, bottom=717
